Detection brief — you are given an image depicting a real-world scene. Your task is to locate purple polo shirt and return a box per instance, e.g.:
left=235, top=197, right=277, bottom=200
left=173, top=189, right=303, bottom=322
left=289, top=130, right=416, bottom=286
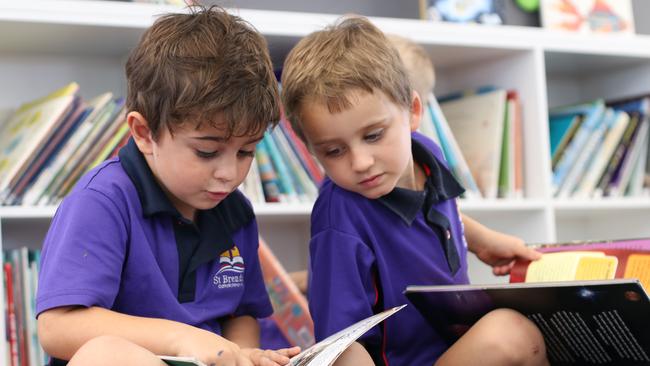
left=309, top=132, right=470, bottom=365
left=36, top=139, right=272, bottom=350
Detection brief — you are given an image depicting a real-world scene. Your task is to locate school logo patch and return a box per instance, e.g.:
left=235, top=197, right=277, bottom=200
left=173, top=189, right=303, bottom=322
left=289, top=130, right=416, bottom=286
left=213, top=246, right=245, bottom=289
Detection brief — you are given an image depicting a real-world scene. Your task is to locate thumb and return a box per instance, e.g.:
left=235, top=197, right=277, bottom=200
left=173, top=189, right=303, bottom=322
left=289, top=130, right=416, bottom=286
left=517, top=246, right=542, bottom=261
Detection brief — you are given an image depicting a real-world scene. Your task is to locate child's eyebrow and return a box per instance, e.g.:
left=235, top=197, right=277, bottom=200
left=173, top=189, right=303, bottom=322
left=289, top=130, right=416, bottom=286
left=191, top=136, right=264, bottom=144
left=191, top=136, right=227, bottom=142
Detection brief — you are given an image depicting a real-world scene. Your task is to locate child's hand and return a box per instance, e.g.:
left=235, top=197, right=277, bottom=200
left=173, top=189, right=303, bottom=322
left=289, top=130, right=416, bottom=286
left=241, top=347, right=301, bottom=366
left=471, top=228, right=541, bottom=276
left=174, top=327, right=244, bottom=366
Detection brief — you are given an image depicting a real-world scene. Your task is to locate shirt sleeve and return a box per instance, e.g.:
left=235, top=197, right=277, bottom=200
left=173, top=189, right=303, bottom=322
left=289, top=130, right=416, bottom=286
left=233, top=221, right=273, bottom=318
left=36, top=189, right=128, bottom=316
left=308, top=228, right=378, bottom=343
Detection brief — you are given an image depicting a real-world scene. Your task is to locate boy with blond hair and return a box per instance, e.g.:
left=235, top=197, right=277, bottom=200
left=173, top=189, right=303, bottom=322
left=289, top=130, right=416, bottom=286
left=36, top=7, right=299, bottom=366
left=281, top=17, right=548, bottom=366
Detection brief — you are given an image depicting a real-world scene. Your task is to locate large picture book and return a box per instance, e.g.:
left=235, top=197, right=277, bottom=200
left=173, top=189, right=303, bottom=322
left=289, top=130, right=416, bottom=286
left=159, top=305, right=405, bottom=366
left=405, top=279, right=650, bottom=365
left=509, top=237, right=650, bottom=290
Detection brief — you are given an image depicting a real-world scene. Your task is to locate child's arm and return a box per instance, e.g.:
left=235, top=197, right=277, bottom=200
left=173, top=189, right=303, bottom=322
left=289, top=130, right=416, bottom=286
left=38, top=305, right=241, bottom=365
left=462, top=213, right=541, bottom=275
left=333, top=342, right=374, bottom=366
left=222, top=315, right=300, bottom=365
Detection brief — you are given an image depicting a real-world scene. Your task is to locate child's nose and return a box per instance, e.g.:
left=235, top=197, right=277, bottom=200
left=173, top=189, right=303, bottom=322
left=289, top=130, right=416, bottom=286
left=350, top=147, right=374, bottom=172
left=212, top=155, right=237, bottom=182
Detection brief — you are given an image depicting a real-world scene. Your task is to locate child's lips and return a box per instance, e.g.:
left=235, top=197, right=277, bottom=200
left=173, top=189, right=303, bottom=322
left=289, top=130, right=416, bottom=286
left=359, top=174, right=383, bottom=188
left=206, top=191, right=229, bottom=201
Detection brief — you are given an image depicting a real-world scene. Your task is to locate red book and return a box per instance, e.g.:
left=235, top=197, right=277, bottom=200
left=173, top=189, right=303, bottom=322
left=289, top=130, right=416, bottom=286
left=278, top=116, right=324, bottom=184
left=4, top=262, right=19, bottom=366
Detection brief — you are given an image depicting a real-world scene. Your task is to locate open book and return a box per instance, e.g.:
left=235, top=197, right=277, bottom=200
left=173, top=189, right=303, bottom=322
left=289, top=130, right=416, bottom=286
left=405, top=279, right=650, bottom=365
left=509, top=237, right=650, bottom=290
left=159, top=305, right=405, bottom=366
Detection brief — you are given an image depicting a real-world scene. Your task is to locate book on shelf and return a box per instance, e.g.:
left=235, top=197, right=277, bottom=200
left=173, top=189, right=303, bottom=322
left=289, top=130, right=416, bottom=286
left=258, top=238, right=315, bottom=350
left=278, top=118, right=324, bottom=184
left=550, top=114, right=583, bottom=170
left=555, top=106, right=610, bottom=198
left=18, top=92, right=115, bottom=205
left=405, top=279, right=650, bottom=365
left=0, top=82, right=79, bottom=201
left=509, top=237, right=650, bottom=290
left=440, top=88, right=507, bottom=199
left=3, top=247, right=46, bottom=366
left=255, top=139, right=283, bottom=203
left=593, top=112, right=642, bottom=198
left=608, top=119, right=649, bottom=197
left=509, top=90, right=524, bottom=199
left=572, top=110, right=629, bottom=198
left=159, top=305, right=405, bottom=366
left=425, top=94, right=482, bottom=199
left=550, top=100, right=606, bottom=196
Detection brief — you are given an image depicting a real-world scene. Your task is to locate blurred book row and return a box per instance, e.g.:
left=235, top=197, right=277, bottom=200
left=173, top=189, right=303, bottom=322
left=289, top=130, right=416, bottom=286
left=3, top=248, right=46, bottom=366
left=550, top=97, right=650, bottom=199
left=8, top=82, right=617, bottom=205
left=0, top=83, right=325, bottom=206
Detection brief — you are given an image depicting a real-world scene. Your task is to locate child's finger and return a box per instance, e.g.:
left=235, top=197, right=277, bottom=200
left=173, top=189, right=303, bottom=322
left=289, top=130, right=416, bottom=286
left=263, top=349, right=290, bottom=364
left=275, top=346, right=301, bottom=357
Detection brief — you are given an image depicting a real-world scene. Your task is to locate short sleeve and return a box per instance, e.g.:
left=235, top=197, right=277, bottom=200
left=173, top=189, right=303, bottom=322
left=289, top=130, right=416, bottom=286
left=308, top=229, right=378, bottom=343
left=36, top=189, right=128, bottom=315
left=233, top=221, right=273, bottom=318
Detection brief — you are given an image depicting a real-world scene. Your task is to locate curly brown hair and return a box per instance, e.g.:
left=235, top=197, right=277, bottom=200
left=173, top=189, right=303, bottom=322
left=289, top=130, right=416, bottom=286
left=125, top=5, right=280, bottom=140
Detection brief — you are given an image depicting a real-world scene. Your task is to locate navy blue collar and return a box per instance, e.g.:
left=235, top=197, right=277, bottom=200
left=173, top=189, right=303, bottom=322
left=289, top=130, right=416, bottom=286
left=118, top=138, right=254, bottom=229
left=377, top=137, right=464, bottom=225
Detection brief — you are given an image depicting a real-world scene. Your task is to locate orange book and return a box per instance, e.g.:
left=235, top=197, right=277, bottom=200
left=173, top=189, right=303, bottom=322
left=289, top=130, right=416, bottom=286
left=258, top=238, right=314, bottom=349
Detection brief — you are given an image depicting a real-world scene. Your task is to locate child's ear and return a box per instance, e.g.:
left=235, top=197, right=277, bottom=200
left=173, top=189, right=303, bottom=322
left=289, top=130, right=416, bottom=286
left=409, top=90, right=422, bottom=132
left=127, top=111, right=154, bottom=155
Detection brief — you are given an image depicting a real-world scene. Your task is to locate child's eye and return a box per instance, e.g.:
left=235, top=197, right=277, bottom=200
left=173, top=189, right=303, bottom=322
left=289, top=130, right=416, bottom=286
left=238, top=149, right=255, bottom=158
left=364, top=129, right=384, bottom=142
left=195, top=150, right=218, bottom=159
left=324, top=147, right=344, bottom=157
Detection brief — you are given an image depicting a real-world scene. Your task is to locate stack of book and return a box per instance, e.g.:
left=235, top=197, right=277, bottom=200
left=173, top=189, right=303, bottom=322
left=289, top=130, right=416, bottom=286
left=550, top=96, right=650, bottom=199
left=0, top=83, right=128, bottom=206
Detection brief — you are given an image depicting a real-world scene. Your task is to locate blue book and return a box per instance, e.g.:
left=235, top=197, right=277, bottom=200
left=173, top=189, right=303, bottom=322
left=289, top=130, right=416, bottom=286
left=262, top=133, right=298, bottom=202
left=551, top=100, right=606, bottom=193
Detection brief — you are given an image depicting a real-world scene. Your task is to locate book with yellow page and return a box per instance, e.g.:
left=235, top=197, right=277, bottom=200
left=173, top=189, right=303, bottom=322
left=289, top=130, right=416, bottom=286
left=509, top=237, right=650, bottom=290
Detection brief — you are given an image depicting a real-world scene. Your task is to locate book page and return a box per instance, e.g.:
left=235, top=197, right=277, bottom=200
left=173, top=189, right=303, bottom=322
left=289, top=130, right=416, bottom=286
left=525, top=252, right=605, bottom=282
left=623, top=254, right=650, bottom=290
left=288, top=305, right=405, bottom=366
left=575, top=256, right=617, bottom=280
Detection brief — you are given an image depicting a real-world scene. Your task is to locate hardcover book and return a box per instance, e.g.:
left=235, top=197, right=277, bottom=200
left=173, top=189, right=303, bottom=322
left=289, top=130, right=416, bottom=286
left=405, top=279, right=650, bottom=365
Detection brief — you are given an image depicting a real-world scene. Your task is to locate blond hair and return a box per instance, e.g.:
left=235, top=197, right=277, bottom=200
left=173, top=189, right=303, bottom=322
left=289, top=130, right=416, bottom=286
left=125, top=5, right=279, bottom=140
left=386, top=34, right=435, bottom=101
left=281, top=16, right=412, bottom=142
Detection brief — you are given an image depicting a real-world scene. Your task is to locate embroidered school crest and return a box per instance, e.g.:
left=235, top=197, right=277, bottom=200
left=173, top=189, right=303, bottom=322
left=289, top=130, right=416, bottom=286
left=213, top=246, right=245, bottom=289
left=217, top=246, right=245, bottom=275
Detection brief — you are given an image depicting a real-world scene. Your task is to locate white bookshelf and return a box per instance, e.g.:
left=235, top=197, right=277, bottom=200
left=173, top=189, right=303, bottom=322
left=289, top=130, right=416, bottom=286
left=2, top=1, right=650, bottom=360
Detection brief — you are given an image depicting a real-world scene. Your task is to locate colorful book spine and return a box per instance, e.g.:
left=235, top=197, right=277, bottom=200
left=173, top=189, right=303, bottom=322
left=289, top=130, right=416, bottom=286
left=278, top=119, right=324, bottom=183
left=262, top=133, right=299, bottom=203
left=255, top=140, right=282, bottom=202
left=552, top=101, right=606, bottom=195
